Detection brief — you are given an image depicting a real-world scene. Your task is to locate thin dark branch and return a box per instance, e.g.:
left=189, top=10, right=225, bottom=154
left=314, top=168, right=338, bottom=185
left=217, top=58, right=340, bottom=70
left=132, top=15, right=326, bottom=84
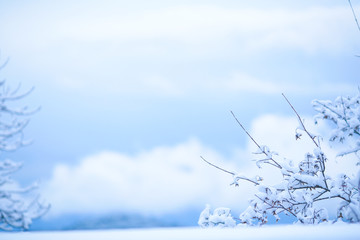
left=201, top=156, right=261, bottom=185
left=339, top=97, right=360, bottom=136
left=282, top=93, right=319, bottom=148
left=200, top=156, right=235, bottom=175
left=230, top=111, right=261, bottom=150
left=340, top=97, right=351, bottom=127
left=254, top=194, right=297, bottom=218
left=348, top=0, right=360, bottom=33
left=284, top=95, right=329, bottom=189
left=230, top=111, right=282, bottom=169
left=314, top=195, right=351, bottom=203
left=313, top=100, right=342, bottom=122
left=233, top=175, right=260, bottom=186
left=256, top=159, right=280, bottom=168
left=292, top=185, right=328, bottom=192
left=313, top=190, right=328, bottom=201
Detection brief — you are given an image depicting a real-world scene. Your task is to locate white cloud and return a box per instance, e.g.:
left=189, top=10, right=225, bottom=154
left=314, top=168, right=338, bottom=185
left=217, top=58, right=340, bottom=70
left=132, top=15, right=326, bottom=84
left=1, top=4, right=357, bottom=60
left=53, top=74, right=184, bottom=97
left=50, top=70, right=355, bottom=98
left=218, top=73, right=281, bottom=94
left=11, top=5, right=357, bottom=53
left=43, top=114, right=358, bottom=218
left=43, top=139, right=254, bottom=216
left=213, top=72, right=355, bottom=96
left=1, top=3, right=357, bottom=98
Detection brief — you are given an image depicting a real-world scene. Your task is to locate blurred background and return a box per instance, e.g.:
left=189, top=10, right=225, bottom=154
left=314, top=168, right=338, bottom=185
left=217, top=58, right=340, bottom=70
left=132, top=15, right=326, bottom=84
left=0, top=0, right=359, bottom=230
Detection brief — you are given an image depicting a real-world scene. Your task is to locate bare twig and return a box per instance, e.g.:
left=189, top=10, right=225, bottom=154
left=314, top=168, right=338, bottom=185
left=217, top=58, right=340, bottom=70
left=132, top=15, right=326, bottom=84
left=282, top=93, right=319, bottom=148
left=200, top=156, right=260, bottom=185
left=233, top=177, right=260, bottom=186
left=254, top=194, right=298, bottom=218
left=348, top=0, right=360, bottom=34
left=230, top=111, right=282, bottom=169
left=314, top=195, right=351, bottom=203
left=230, top=111, right=261, bottom=150
left=283, top=94, right=329, bottom=189
left=313, top=100, right=342, bottom=121
left=200, top=156, right=235, bottom=175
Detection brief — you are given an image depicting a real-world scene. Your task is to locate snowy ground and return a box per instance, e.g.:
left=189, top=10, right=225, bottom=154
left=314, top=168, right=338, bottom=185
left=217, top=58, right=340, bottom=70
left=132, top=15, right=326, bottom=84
left=1, top=224, right=359, bottom=240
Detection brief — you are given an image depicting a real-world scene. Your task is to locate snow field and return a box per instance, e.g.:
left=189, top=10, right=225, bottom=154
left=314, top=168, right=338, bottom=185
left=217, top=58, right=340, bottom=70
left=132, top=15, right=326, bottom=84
left=1, top=224, right=360, bottom=240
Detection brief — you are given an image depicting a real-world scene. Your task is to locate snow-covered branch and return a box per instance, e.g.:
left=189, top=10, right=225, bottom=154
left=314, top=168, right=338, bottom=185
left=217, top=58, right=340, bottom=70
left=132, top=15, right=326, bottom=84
left=200, top=92, right=360, bottom=227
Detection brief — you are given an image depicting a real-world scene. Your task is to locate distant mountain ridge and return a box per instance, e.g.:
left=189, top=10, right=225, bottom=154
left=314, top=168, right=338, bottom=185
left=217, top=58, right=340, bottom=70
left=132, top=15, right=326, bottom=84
left=30, top=210, right=199, bottom=231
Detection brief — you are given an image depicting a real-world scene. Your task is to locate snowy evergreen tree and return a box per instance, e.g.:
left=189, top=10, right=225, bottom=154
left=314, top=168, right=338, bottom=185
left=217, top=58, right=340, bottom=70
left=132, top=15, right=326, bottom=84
left=0, top=62, right=49, bottom=230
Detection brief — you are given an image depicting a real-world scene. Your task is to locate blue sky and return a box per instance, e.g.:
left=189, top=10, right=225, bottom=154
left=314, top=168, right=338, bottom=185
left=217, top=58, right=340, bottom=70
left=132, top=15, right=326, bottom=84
left=0, top=0, right=359, bottom=220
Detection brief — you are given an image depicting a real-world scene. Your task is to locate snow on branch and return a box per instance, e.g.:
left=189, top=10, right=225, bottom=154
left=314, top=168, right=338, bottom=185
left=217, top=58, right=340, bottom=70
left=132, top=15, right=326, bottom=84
left=200, top=93, right=360, bottom=227
left=312, top=93, right=360, bottom=162
left=200, top=156, right=261, bottom=186
left=231, top=111, right=282, bottom=169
